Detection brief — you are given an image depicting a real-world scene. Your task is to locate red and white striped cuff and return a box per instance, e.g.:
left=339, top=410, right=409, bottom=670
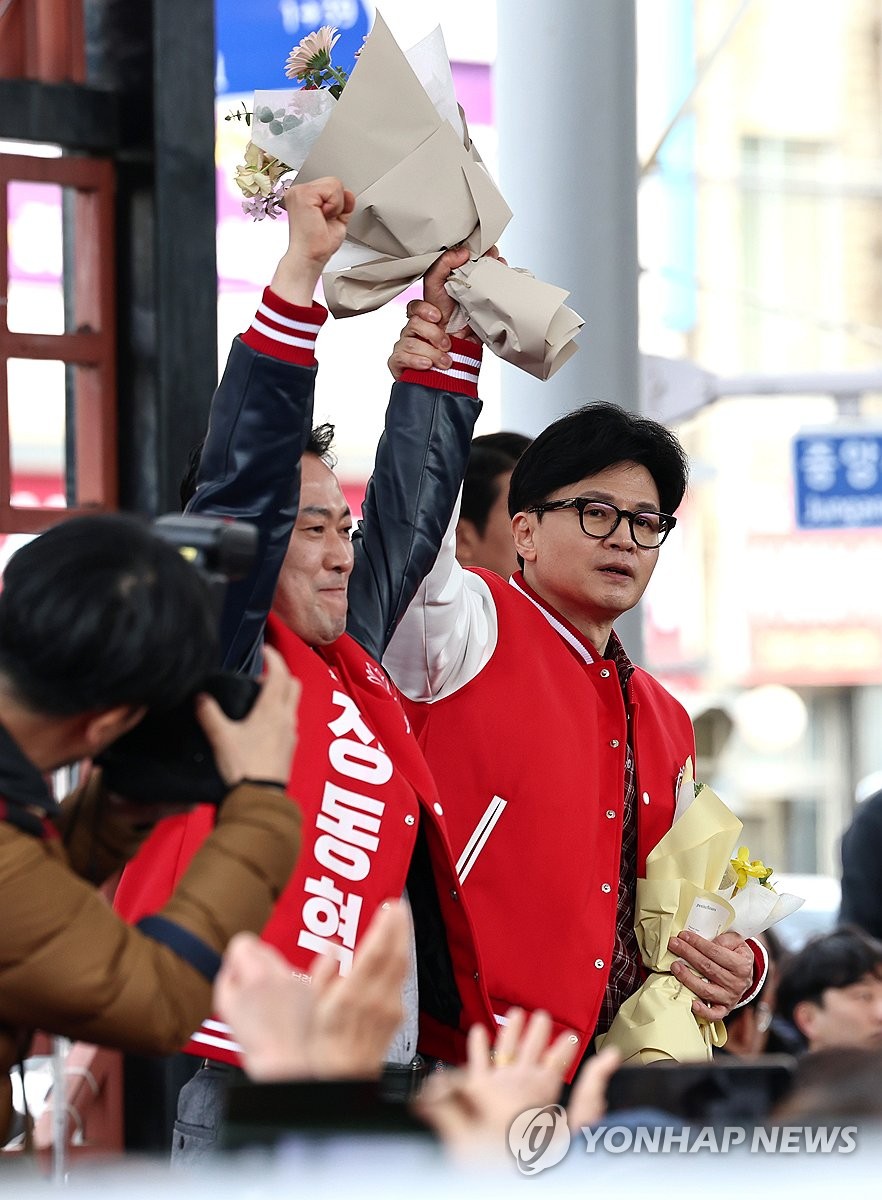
left=400, top=336, right=483, bottom=398
left=241, top=286, right=328, bottom=366
left=184, top=1016, right=243, bottom=1068
left=734, top=936, right=770, bottom=1009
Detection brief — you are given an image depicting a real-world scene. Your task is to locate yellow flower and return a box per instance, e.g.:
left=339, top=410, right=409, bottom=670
left=730, top=846, right=774, bottom=890
left=285, top=25, right=340, bottom=80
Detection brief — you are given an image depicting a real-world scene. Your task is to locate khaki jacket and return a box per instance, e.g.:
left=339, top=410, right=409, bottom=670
left=0, top=772, right=300, bottom=1142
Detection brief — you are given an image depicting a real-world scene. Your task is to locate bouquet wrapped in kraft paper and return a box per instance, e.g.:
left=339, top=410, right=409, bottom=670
left=596, top=758, right=803, bottom=1065
left=249, top=14, right=582, bottom=380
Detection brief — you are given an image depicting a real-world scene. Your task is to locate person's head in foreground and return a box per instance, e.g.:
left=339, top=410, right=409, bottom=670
left=0, top=513, right=218, bottom=769
left=776, top=925, right=882, bottom=1053
left=508, top=402, right=688, bottom=648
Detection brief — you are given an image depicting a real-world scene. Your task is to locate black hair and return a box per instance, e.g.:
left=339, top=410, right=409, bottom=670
left=776, top=925, right=882, bottom=1025
left=461, top=432, right=532, bottom=535
left=508, top=402, right=689, bottom=520
left=0, top=513, right=219, bottom=716
left=471, top=431, right=532, bottom=460
left=306, top=422, right=337, bottom=466
left=179, top=423, right=338, bottom=510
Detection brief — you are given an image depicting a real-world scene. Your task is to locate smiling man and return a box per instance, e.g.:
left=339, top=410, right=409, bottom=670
left=264, top=424, right=354, bottom=648
left=383, top=383, right=765, bottom=1075
left=115, top=179, right=495, bottom=1157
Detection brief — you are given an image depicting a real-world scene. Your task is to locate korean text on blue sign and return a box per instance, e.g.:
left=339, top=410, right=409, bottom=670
left=216, top=0, right=372, bottom=96
left=794, top=431, right=882, bottom=529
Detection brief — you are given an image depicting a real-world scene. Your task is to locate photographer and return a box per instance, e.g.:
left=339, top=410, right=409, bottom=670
left=0, top=513, right=302, bottom=1143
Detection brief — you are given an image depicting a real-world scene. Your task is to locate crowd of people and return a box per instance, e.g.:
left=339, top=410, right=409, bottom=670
left=1, top=176, right=881, bottom=1172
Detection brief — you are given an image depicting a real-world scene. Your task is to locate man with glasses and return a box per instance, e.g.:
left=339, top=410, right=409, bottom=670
left=382, top=382, right=763, bottom=1075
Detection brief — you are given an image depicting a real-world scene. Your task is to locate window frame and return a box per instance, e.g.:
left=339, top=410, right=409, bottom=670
left=0, top=151, right=116, bottom=534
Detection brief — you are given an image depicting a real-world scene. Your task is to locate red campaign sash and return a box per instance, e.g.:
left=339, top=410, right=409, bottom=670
left=115, top=615, right=432, bottom=1065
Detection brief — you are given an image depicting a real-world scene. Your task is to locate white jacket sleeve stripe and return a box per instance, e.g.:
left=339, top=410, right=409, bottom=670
left=456, top=795, right=508, bottom=882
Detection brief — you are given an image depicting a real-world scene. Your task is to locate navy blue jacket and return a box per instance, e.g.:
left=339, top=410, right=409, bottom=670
left=187, top=336, right=481, bottom=670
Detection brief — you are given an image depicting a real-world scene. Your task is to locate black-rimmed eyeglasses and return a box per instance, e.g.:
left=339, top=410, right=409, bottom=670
left=524, top=498, right=677, bottom=549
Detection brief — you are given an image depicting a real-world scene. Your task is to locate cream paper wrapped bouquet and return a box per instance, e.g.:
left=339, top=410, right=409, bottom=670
left=596, top=758, right=803, bottom=1065
left=233, top=14, right=583, bottom=381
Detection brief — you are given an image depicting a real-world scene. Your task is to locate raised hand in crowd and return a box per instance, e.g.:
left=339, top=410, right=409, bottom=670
left=214, top=900, right=410, bottom=1081
left=414, top=1006, right=620, bottom=1161
left=565, top=1046, right=621, bottom=1133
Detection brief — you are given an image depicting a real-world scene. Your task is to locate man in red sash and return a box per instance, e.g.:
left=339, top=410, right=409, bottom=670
left=114, top=179, right=495, bottom=1157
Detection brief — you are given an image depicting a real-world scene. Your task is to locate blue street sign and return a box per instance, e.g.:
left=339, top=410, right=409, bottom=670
left=793, top=430, right=882, bottom=529
left=216, top=0, right=373, bottom=96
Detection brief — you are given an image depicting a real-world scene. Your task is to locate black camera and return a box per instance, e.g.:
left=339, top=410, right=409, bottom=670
left=95, top=515, right=262, bottom=808
left=152, top=514, right=259, bottom=586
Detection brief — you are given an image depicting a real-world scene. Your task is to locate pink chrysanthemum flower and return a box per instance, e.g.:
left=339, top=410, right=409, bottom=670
left=285, top=25, right=340, bottom=80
